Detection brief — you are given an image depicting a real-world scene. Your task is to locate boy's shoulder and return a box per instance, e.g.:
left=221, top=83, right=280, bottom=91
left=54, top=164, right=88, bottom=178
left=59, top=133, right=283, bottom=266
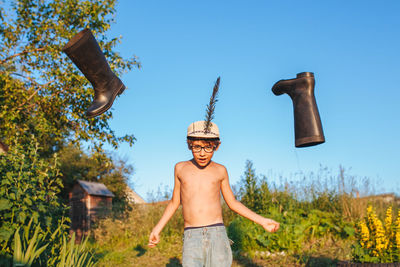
left=175, top=160, right=193, bottom=166
left=210, top=161, right=226, bottom=170
left=175, top=160, right=190, bottom=169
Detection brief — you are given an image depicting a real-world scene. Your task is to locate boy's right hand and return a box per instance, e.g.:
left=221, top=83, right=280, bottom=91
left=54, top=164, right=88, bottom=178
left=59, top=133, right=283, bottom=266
left=148, top=231, right=160, bottom=248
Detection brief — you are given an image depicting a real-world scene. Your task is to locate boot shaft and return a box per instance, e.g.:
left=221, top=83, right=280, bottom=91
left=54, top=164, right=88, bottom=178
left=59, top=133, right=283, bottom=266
left=62, top=29, right=115, bottom=89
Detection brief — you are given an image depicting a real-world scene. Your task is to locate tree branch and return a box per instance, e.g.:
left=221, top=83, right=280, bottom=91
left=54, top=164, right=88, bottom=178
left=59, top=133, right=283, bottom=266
left=0, top=47, right=46, bottom=64
left=16, top=80, right=55, bottom=110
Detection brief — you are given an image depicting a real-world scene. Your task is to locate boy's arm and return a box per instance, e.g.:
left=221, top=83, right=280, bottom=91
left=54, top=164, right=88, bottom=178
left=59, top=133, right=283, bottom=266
left=148, top=164, right=181, bottom=247
left=220, top=167, right=279, bottom=233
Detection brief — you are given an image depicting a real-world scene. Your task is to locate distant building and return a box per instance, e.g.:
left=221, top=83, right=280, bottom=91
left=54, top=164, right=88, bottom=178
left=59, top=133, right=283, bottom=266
left=369, top=193, right=400, bottom=204
left=358, top=192, right=400, bottom=204
left=0, top=140, right=8, bottom=154
left=69, top=180, right=114, bottom=241
left=125, top=186, right=146, bottom=204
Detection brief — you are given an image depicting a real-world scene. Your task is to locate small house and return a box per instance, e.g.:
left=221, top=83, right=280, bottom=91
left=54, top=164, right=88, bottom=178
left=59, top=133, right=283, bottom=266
left=0, top=140, right=8, bottom=154
left=69, top=180, right=114, bottom=240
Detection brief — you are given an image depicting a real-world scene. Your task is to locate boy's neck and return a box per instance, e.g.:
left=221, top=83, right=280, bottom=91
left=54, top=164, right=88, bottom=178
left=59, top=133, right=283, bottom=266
left=190, top=158, right=213, bottom=169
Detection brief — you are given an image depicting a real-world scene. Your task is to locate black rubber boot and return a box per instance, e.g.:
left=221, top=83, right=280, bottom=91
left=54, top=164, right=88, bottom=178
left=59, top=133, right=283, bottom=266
left=62, top=28, right=126, bottom=118
left=272, top=72, right=325, bottom=147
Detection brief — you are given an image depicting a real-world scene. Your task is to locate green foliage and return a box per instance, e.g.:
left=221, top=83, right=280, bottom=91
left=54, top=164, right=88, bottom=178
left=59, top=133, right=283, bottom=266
left=8, top=218, right=95, bottom=267
left=352, top=243, right=379, bottom=264
left=230, top=160, right=355, bottom=255
left=0, top=136, right=67, bottom=256
left=0, top=0, right=140, bottom=152
left=90, top=161, right=385, bottom=266
left=58, top=143, right=134, bottom=214
left=0, top=1, right=137, bottom=265
left=228, top=207, right=354, bottom=254
left=57, top=233, right=95, bottom=267
left=12, top=219, right=48, bottom=267
left=238, top=160, right=260, bottom=211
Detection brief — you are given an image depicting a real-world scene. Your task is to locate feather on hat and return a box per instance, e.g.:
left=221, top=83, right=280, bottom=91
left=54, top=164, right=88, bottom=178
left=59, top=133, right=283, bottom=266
left=187, top=77, right=220, bottom=139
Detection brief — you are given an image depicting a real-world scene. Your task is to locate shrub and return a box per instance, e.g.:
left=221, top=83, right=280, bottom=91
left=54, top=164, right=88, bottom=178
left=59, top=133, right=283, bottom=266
left=228, top=207, right=354, bottom=255
left=352, top=205, right=400, bottom=263
left=9, top=219, right=95, bottom=267
left=229, top=161, right=355, bottom=256
left=0, top=136, right=70, bottom=265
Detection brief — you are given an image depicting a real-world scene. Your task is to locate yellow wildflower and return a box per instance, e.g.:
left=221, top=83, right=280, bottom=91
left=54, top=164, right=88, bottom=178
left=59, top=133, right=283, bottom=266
left=354, top=206, right=400, bottom=261
left=373, top=218, right=386, bottom=251
left=384, top=207, right=393, bottom=248
left=385, top=207, right=392, bottom=231
left=367, top=205, right=375, bottom=230
left=396, top=210, right=400, bottom=250
left=367, top=205, right=387, bottom=252
left=358, top=220, right=370, bottom=248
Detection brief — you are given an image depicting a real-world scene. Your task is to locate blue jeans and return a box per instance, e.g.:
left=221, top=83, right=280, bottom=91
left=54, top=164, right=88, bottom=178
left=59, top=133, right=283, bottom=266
left=182, top=225, right=232, bottom=267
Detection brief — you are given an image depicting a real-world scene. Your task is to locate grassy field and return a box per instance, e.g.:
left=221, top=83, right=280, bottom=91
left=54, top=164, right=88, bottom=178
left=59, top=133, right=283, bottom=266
left=89, top=202, right=355, bottom=267
left=88, top=166, right=399, bottom=266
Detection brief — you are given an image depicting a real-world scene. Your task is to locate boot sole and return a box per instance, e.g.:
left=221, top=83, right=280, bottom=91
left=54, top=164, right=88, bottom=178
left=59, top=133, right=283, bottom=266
left=295, top=135, right=325, bottom=147
left=86, top=83, right=126, bottom=118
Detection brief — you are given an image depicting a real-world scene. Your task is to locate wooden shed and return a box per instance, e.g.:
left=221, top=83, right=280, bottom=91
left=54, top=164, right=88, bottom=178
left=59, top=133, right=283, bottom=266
left=69, top=180, right=114, bottom=240
left=0, top=140, right=8, bottom=154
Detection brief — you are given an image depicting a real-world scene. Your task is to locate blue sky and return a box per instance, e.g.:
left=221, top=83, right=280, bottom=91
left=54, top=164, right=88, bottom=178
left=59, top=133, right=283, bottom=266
left=104, top=0, right=400, bottom=200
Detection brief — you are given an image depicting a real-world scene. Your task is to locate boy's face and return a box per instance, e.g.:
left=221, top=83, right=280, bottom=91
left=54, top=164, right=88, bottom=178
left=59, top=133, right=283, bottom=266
left=190, top=140, right=219, bottom=168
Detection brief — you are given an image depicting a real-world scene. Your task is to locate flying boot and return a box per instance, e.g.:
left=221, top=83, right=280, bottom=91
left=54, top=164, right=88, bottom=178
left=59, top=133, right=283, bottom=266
left=62, top=28, right=126, bottom=118
left=272, top=72, right=325, bottom=147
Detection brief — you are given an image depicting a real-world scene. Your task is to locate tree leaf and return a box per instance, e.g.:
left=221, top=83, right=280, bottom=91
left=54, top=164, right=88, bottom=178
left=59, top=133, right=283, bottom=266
left=0, top=198, right=12, bottom=211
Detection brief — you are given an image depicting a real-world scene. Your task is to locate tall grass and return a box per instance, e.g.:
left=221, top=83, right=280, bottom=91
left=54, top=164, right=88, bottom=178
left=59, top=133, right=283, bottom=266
left=256, top=164, right=396, bottom=222
left=89, top=163, right=399, bottom=266
left=90, top=202, right=184, bottom=266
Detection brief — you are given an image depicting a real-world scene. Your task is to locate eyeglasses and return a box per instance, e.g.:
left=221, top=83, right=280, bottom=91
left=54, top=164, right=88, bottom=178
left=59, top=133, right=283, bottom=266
left=191, top=145, right=215, bottom=153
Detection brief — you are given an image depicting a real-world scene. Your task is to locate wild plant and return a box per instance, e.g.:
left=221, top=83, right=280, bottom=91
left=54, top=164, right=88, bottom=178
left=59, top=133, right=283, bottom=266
left=12, top=220, right=48, bottom=267
left=229, top=161, right=358, bottom=256
left=56, top=233, right=95, bottom=267
left=0, top=136, right=69, bottom=264
left=353, top=205, right=400, bottom=263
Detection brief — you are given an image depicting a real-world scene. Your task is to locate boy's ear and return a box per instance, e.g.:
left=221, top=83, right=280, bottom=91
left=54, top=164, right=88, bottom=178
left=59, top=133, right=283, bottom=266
left=214, top=142, right=221, bottom=151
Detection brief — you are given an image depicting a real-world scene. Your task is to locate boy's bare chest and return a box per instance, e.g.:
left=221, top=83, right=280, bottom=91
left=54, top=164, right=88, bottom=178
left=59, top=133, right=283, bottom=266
left=179, top=171, right=221, bottom=190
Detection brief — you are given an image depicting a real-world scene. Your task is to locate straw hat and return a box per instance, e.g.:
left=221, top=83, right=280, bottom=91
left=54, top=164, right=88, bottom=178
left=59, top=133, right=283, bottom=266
left=187, top=121, right=220, bottom=139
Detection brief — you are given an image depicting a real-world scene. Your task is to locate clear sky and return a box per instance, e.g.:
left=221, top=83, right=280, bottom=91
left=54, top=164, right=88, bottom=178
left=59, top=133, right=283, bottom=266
left=104, top=0, right=400, bottom=200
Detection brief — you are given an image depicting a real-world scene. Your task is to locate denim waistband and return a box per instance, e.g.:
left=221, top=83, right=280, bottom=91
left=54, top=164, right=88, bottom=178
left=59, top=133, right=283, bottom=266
left=184, top=222, right=225, bottom=231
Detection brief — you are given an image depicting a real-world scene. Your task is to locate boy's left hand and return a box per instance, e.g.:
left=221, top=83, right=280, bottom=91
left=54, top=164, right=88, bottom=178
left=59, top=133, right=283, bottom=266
left=261, top=218, right=280, bottom=233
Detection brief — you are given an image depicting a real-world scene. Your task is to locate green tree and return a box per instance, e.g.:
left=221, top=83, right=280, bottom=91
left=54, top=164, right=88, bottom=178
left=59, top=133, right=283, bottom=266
left=0, top=0, right=139, bottom=264
left=239, top=160, right=261, bottom=211
left=0, top=0, right=140, bottom=152
left=58, top=143, right=133, bottom=212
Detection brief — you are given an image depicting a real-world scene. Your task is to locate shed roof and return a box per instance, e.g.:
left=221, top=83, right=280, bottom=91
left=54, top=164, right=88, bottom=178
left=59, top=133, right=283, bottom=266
left=77, top=180, right=115, bottom=197
left=125, top=186, right=146, bottom=204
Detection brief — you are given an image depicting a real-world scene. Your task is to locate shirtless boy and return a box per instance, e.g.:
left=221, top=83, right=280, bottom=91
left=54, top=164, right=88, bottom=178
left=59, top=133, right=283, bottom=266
left=148, top=121, right=280, bottom=267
